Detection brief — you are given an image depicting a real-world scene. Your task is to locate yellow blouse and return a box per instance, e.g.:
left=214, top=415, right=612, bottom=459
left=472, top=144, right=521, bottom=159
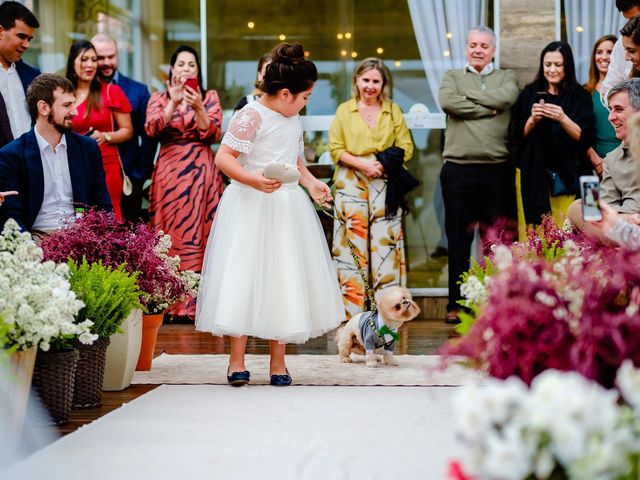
left=329, top=98, right=414, bottom=173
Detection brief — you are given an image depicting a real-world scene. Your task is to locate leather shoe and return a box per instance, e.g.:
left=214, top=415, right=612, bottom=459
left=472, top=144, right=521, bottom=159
left=445, top=310, right=461, bottom=325
left=227, top=367, right=250, bottom=386
left=270, top=368, right=292, bottom=386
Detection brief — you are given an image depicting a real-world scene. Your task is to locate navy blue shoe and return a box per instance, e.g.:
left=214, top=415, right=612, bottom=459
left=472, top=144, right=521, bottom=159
left=270, top=368, right=292, bottom=386
left=227, top=367, right=250, bottom=386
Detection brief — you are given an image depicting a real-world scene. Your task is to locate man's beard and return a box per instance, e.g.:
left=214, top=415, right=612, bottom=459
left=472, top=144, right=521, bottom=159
left=48, top=112, right=73, bottom=134
left=97, top=68, right=115, bottom=82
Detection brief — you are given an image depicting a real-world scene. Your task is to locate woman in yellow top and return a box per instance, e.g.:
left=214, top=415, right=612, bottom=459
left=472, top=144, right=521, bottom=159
left=329, top=57, right=414, bottom=320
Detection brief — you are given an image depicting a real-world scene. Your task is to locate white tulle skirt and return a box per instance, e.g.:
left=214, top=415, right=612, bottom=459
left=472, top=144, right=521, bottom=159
left=195, top=181, right=345, bottom=343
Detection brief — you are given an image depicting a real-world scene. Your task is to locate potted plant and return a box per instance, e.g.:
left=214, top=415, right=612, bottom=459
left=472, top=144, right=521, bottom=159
left=0, top=220, right=95, bottom=425
left=41, top=210, right=199, bottom=379
left=134, top=234, right=200, bottom=371
left=67, top=258, right=142, bottom=406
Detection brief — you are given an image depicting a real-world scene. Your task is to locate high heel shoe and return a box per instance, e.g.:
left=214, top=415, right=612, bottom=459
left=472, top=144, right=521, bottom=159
left=227, top=367, right=250, bottom=387
left=270, top=368, right=292, bottom=386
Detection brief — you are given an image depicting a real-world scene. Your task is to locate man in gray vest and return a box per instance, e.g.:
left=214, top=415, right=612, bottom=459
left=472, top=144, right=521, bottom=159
left=439, top=25, right=519, bottom=323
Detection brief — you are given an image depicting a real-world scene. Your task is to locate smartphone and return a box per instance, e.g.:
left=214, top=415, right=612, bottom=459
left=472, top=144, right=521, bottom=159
left=536, top=91, right=548, bottom=104
left=580, top=175, right=603, bottom=222
left=84, top=128, right=94, bottom=136
left=184, top=77, right=199, bottom=92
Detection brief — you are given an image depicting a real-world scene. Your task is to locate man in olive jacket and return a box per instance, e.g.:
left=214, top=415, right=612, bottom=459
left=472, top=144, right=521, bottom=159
left=438, top=25, right=519, bottom=323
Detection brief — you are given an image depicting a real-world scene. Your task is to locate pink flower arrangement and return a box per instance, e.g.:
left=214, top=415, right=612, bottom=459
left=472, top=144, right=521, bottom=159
left=442, top=216, right=640, bottom=388
left=40, top=210, right=193, bottom=314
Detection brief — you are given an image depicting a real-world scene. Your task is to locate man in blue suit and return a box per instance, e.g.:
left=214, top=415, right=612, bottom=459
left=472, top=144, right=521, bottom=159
left=0, top=74, right=112, bottom=233
left=92, top=33, right=157, bottom=222
left=0, top=1, right=40, bottom=149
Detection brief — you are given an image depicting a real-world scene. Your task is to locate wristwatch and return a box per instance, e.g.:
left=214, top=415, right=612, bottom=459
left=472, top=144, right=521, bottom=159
left=104, top=132, right=112, bottom=143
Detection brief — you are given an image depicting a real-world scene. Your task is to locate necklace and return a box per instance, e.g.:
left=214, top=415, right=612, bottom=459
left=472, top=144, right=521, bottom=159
left=359, top=101, right=379, bottom=124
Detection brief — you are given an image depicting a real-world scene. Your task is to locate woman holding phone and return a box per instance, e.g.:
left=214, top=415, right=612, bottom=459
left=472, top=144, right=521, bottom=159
left=145, top=45, right=223, bottom=319
left=510, top=41, right=595, bottom=233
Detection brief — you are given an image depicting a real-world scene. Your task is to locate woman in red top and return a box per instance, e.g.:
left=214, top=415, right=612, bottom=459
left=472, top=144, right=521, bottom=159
left=66, top=40, right=133, bottom=218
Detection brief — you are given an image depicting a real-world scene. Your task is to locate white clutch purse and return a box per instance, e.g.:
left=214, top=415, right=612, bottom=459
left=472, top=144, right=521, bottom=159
left=263, top=162, right=301, bottom=183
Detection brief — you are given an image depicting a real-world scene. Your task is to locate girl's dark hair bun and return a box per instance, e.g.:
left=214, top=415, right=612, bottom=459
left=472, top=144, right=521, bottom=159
left=260, top=43, right=318, bottom=95
left=271, top=43, right=305, bottom=64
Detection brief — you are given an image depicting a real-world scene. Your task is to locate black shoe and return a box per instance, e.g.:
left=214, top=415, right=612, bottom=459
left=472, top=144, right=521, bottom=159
left=445, top=310, right=461, bottom=325
left=431, top=246, right=448, bottom=258
left=227, top=367, right=250, bottom=386
left=270, top=369, right=292, bottom=386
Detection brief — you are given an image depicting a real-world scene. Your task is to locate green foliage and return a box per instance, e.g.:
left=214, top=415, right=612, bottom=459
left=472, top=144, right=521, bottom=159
left=68, top=258, right=143, bottom=339
left=459, top=256, right=494, bottom=285
left=454, top=304, right=479, bottom=336
left=539, top=237, right=564, bottom=261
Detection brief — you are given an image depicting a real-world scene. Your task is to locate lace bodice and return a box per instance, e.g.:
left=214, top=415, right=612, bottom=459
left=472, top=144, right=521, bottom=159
left=221, top=102, right=304, bottom=172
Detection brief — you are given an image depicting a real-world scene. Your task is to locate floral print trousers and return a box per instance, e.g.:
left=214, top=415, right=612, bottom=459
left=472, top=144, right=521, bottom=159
left=332, top=165, right=406, bottom=320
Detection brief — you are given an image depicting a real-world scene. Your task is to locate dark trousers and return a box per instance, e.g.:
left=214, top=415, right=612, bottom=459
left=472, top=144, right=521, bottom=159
left=120, top=179, right=147, bottom=223
left=440, top=161, right=516, bottom=311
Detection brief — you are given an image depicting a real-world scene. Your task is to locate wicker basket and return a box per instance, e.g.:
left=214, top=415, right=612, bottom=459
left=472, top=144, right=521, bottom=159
left=72, top=337, right=111, bottom=408
left=31, top=349, right=79, bottom=425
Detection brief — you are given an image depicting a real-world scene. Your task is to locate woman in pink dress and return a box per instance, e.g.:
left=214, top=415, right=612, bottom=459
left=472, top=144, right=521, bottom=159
left=66, top=40, right=133, bottom=218
left=145, top=45, right=223, bottom=318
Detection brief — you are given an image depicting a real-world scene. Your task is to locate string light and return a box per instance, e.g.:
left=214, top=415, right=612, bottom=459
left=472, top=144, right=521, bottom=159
left=345, top=32, right=352, bottom=39
left=337, top=33, right=343, bottom=39
left=279, top=34, right=286, bottom=41
left=351, top=51, right=358, bottom=58
left=394, top=60, right=401, bottom=67
left=376, top=47, right=384, bottom=54
left=340, top=50, right=347, bottom=56
left=304, top=51, right=310, bottom=57
left=443, top=50, right=451, bottom=57
left=576, top=25, right=584, bottom=32
left=247, top=21, right=255, bottom=29
left=446, top=32, right=453, bottom=39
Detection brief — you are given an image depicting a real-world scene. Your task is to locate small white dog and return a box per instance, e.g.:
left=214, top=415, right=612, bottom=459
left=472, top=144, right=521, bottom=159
left=336, top=286, right=420, bottom=367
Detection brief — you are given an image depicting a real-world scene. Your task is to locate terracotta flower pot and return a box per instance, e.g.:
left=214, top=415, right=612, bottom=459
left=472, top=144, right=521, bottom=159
left=135, top=312, right=164, bottom=371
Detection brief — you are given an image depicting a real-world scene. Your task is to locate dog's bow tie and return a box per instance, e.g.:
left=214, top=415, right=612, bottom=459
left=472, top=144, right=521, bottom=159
left=378, top=325, right=399, bottom=341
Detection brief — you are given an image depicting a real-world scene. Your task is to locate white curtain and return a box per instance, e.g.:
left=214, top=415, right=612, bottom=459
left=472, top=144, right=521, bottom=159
left=407, top=0, right=487, bottom=112
left=565, top=0, right=626, bottom=83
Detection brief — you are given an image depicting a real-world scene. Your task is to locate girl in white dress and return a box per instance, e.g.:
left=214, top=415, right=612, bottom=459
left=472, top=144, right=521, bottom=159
left=196, top=44, right=345, bottom=386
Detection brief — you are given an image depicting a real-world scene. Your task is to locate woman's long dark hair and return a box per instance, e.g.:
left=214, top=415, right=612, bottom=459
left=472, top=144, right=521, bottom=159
left=585, top=35, right=617, bottom=93
left=65, top=40, right=102, bottom=117
left=168, top=45, right=205, bottom=93
left=528, top=41, right=582, bottom=95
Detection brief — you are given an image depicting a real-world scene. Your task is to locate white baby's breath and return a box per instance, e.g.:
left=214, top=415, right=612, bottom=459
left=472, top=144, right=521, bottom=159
left=0, top=220, right=90, bottom=351
left=455, top=368, right=640, bottom=479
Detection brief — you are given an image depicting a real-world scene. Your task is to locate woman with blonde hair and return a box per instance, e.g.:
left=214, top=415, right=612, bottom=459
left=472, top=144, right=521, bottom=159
left=329, top=57, right=415, bottom=320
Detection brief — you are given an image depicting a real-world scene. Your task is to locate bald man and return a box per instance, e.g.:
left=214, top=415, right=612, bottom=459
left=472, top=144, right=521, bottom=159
left=91, top=33, right=157, bottom=222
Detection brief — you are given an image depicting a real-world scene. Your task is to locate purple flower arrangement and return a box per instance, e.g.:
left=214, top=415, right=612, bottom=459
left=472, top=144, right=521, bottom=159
left=442, top=215, right=640, bottom=388
left=40, top=210, right=191, bottom=314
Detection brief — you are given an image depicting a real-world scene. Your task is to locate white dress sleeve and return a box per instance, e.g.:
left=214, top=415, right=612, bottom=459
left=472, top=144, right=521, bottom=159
left=601, top=39, right=630, bottom=106
left=221, top=106, right=262, bottom=154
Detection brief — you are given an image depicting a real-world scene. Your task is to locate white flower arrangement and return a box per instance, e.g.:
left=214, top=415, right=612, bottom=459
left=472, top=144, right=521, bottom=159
left=0, top=220, right=96, bottom=351
left=454, top=367, right=640, bottom=480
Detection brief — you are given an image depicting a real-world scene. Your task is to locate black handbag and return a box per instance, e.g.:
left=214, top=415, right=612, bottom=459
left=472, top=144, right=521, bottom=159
left=546, top=169, right=571, bottom=197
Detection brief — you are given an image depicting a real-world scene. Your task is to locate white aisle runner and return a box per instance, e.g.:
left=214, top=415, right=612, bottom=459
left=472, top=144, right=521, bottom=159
left=7, top=385, right=462, bottom=479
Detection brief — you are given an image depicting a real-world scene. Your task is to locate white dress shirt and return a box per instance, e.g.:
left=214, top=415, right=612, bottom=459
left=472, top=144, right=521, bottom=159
left=32, top=127, right=75, bottom=232
left=601, top=38, right=632, bottom=105
left=0, top=63, right=31, bottom=139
